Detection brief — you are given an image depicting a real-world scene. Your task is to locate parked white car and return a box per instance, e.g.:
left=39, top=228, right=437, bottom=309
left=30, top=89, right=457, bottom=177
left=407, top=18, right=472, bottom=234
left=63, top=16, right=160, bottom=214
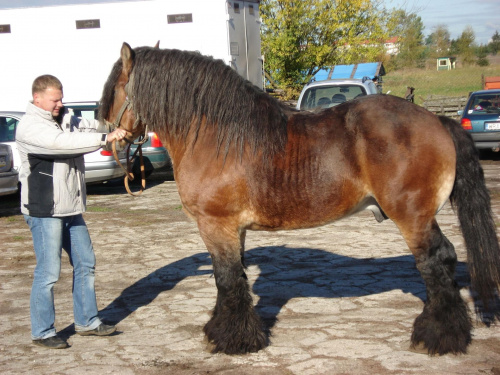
left=0, top=110, right=126, bottom=184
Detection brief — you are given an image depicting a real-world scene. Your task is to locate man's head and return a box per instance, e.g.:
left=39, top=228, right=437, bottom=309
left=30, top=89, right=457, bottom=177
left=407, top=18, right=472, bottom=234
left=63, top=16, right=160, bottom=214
left=32, top=75, right=64, bottom=118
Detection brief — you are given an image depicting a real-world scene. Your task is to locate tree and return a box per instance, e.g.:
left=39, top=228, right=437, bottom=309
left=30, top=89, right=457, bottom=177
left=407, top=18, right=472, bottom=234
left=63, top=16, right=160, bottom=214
left=454, top=26, right=476, bottom=66
left=260, top=0, right=387, bottom=97
left=386, top=9, right=426, bottom=69
left=426, top=25, right=451, bottom=59
left=476, top=45, right=489, bottom=66
left=488, top=30, right=500, bottom=55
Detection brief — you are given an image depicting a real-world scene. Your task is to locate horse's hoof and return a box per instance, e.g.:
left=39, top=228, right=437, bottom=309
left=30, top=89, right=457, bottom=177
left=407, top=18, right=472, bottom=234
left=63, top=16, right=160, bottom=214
left=408, top=341, right=435, bottom=356
left=204, top=337, right=217, bottom=354
left=411, top=303, right=471, bottom=356
left=204, top=332, right=268, bottom=355
left=203, top=303, right=269, bottom=355
left=203, top=320, right=268, bottom=354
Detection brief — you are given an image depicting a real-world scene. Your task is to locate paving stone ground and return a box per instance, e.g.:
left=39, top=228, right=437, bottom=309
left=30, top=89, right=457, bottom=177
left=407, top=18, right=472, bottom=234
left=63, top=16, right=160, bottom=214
left=1, top=162, right=499, bottom=375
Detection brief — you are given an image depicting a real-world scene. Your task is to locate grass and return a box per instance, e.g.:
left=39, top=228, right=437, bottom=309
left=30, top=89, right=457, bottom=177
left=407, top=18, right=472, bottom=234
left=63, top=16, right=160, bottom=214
left=382, top=61, right=500, bottom=106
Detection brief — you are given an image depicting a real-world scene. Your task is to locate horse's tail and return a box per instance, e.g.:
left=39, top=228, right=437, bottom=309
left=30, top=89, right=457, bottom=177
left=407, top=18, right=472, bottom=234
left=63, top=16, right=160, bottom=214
left=439, top=115, right=500, bottom=309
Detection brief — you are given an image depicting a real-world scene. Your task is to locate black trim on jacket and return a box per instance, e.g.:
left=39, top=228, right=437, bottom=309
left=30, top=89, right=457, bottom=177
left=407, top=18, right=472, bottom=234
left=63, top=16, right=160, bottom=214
left=25, top=154, right=55, bottom=217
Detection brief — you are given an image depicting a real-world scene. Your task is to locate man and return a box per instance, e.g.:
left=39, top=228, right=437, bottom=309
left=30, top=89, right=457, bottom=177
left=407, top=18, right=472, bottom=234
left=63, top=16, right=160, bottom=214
left=16, top=75, right=128, bottom=349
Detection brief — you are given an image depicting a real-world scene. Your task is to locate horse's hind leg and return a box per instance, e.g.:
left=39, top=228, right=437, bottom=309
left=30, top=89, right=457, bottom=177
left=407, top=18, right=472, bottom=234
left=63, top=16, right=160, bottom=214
left=198, top=221, right=267, bottom=354
left=401, top=219, right=472, bottom=355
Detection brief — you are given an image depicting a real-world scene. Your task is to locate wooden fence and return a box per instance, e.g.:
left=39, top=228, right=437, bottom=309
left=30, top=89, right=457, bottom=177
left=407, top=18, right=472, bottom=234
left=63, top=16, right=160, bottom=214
left=422, top=95, right=468, bottom=119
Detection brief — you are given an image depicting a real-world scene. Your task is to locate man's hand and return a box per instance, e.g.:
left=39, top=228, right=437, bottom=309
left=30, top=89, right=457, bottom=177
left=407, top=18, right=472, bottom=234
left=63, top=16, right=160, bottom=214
left=106, top=128, right=129, bottom=143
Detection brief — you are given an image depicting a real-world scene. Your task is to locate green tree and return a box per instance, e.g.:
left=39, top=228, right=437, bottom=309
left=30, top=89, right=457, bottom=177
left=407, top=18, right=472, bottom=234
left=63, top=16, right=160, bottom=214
left=426, top=25, right=451, bottom=59
left=488, top=30, right=500, bottom=55
left=475, top=45, right=489, bottom=66
left=386, top=9, right=426, bottom=69
left=261, top=0, right=386, bottom=97
left=455, top=26, right=476, bottom=66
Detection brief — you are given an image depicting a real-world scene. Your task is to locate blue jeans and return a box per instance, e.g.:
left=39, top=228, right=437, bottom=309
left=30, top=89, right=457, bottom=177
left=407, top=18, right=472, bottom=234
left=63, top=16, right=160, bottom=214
left=24, top=214, right=102, bottom=339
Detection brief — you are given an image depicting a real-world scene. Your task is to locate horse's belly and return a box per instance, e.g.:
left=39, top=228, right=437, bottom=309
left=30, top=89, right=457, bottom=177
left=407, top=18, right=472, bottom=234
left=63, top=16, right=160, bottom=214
left=244, top=195, right=378, bottom=231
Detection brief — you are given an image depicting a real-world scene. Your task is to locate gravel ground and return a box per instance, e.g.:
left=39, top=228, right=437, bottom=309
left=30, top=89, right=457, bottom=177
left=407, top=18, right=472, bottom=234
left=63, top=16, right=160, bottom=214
left=0, top=159, right=499, bottom=375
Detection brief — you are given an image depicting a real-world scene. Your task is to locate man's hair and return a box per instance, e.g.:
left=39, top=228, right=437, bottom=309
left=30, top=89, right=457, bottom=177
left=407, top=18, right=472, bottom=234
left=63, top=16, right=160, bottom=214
left=32, top=75, right=63, bottom=95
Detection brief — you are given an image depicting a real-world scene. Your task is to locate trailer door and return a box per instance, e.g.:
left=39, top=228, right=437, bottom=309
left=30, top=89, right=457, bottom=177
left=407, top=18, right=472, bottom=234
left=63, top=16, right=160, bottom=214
left=226, top=1, right=262, bottom=89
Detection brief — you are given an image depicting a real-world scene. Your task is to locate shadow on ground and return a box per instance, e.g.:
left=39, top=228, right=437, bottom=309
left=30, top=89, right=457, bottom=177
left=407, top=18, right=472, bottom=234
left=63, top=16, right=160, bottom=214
left=79, top=246, right=474, bottom=337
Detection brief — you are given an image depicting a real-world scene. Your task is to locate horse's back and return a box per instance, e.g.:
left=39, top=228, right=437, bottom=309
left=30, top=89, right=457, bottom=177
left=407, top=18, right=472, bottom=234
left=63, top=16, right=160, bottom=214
left=297, top=94, right=454, bottom=152
left=280, top=94, right=457, bottom=225
left=179, top=94, right=457, bottom=232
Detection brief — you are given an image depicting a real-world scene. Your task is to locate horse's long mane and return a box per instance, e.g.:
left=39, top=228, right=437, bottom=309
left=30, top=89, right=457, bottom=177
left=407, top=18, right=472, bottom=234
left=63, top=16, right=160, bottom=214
left=100, top=46, right=292, bottom=159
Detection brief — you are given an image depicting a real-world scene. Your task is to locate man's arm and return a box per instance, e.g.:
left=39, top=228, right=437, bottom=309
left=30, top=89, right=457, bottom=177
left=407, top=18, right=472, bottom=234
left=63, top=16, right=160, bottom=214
left=16, top=117, right=128, bottom=158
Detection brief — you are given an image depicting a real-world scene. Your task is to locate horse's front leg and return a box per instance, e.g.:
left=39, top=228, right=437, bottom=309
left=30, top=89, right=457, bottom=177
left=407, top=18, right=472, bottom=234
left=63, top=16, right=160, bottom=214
left=198, top=220, right=267, bottom=354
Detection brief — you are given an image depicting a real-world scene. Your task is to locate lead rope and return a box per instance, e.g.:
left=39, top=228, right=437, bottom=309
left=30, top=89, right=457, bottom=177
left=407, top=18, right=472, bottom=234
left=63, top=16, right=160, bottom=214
left=112, top=140, right=146, bottom=196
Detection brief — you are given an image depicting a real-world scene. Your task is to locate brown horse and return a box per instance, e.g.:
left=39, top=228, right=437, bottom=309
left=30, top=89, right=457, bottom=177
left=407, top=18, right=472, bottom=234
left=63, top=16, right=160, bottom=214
left=100, top=43, right=500, bottom=355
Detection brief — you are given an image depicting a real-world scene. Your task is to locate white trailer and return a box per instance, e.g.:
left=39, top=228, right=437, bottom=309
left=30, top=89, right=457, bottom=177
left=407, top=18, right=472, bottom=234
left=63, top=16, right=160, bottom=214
left=0, top=0, right=263, bottom=111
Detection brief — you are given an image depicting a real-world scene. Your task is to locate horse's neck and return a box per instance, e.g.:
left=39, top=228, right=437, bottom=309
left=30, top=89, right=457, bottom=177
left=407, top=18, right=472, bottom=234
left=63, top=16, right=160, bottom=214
left=162, top=117, right=218, bottom=167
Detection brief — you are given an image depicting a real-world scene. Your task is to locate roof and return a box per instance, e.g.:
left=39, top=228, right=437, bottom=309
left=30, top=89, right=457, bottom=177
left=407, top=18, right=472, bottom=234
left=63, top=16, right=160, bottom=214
left=313, top=62, right=385, bottom=82
left=304, top=78, right=375, bottom=89
left=471, top=89, right=500, bottom=95
left=385, top=37, right=398, bottom=44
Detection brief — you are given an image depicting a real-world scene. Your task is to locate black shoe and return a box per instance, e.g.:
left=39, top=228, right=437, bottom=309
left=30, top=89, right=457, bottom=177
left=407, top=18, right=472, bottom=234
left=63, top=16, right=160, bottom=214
left=77, top=323, right=116, bottom=336
left=32, top=336, right=69, bottom=349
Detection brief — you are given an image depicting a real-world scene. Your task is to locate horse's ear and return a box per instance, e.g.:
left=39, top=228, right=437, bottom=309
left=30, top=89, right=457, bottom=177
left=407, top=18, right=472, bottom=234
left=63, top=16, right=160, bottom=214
left=120, top=42, right=135, bottom=77
left=154, top=40, right=160, bottom=48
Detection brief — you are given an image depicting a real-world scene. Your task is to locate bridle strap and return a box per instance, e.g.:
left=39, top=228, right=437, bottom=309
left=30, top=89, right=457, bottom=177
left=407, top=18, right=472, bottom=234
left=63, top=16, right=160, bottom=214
left=105, top=97, right=149, bottom=145
left=115, top=97, right=132, bottom=128
left=112, top=140, right=146, bottom=196
left=107, top=95, right=148, bottom=195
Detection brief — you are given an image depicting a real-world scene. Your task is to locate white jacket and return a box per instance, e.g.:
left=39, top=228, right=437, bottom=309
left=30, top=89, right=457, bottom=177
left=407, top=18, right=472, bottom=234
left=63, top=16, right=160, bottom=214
left=16, top=102, right=111, bottom=217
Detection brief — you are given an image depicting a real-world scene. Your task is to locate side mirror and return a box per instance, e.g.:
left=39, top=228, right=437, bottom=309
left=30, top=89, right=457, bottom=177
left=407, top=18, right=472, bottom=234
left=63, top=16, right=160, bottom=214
left=457, top=110, right=463, bottom=116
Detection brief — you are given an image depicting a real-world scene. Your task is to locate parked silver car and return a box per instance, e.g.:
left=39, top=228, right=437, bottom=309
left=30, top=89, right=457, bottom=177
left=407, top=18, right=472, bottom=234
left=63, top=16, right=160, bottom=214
left=0, top=110, right=126, bottom=184
left=64, top=102, right=170, bottom=179
left=0, top=143, right=19, bottom=196
left=296, top=78, right=379, bottom=111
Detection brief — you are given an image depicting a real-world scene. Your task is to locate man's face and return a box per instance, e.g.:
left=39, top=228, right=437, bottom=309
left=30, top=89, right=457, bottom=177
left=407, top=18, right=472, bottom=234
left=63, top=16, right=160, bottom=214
left=33, top=87, right=64, bottom=118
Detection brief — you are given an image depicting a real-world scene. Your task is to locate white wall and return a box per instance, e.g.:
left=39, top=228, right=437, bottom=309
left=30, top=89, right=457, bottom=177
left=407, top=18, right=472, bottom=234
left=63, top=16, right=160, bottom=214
left=0, top=0, right=235, bottom=111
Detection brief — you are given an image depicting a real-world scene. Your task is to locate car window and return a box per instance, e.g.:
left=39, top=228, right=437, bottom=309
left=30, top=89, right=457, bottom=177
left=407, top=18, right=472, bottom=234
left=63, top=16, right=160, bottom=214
left=467, top=93, right=500, bottom=114
left=300, top=85, right=367, bottom=110
left=69, top=108, right=98, bottom=120
left=0, top=116, right=19, bottom=142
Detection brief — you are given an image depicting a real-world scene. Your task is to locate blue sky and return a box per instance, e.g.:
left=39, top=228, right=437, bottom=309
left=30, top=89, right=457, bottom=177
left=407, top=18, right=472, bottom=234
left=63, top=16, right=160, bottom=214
left=0, top=0, right=498, bottom=44
left=384, top=0, right=499, bottom=44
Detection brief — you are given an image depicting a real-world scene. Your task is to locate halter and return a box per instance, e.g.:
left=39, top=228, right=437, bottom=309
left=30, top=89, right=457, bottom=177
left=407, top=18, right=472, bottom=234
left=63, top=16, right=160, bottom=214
left=106, top=85, right=149, bottom=196
left=105, top=95, right=149, bottom=146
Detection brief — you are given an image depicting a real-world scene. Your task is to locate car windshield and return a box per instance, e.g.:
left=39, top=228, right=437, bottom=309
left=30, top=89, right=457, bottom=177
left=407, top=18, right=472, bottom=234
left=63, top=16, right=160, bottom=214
left=0, top=116, right=18, bottom=142
left=468, top=93, right=500, bottom=114
left=300, top=85, right=367, bottom=110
